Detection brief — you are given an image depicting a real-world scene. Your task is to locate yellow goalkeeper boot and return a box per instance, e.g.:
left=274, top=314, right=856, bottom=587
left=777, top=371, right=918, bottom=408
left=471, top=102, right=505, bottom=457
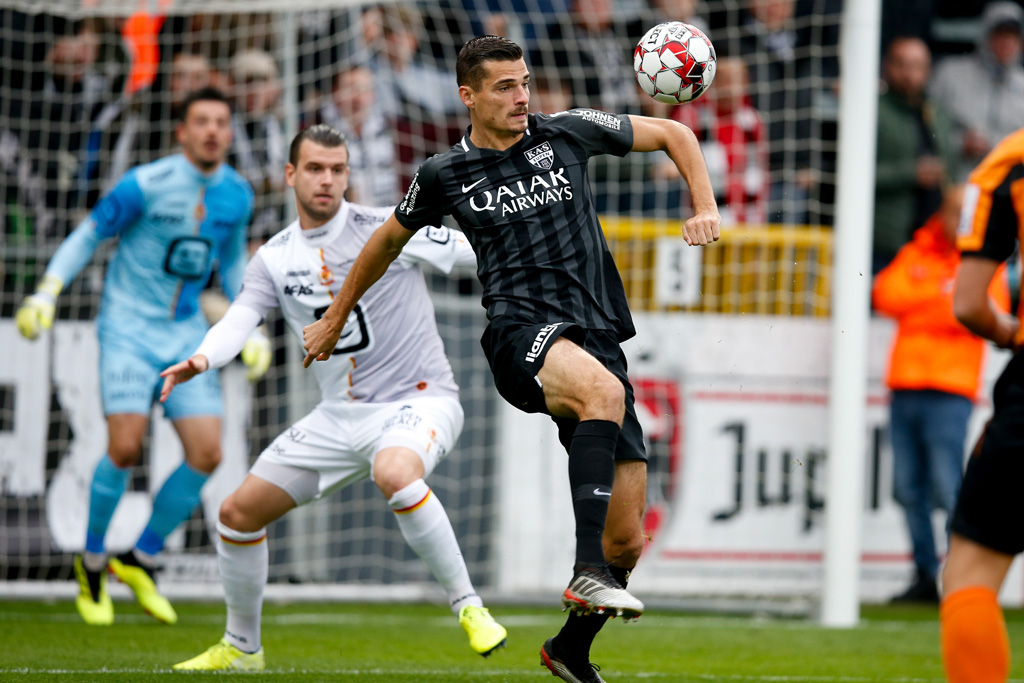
left=73, top=554, right=113, bottom=626
left=458, top=605, right=507, bottom=657
left=173, top=639, right=265, bottom=671
left=107, top=551, right=177, bottom=625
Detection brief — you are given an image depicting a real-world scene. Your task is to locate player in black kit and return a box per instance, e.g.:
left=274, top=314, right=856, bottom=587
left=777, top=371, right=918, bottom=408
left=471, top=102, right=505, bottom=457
left=303, top=35, right=720, bottom=683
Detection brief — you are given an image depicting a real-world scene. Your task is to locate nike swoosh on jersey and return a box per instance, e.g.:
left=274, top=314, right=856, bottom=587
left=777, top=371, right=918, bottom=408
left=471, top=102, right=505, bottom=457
left=461, top=178, right=486, bottom=193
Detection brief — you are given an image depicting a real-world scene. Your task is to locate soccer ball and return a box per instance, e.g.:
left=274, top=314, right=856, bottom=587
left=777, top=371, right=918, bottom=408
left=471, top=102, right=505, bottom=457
left=633, top=22, right=717, bottom=105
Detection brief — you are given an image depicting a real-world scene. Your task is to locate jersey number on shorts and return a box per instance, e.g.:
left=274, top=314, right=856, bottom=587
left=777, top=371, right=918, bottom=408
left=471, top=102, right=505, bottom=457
left=314, top=303, right=371, bottom=354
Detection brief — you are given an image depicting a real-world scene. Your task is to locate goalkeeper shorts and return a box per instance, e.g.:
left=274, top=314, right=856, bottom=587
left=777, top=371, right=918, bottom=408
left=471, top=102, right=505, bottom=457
left=98, top=321, right=222, bottom=420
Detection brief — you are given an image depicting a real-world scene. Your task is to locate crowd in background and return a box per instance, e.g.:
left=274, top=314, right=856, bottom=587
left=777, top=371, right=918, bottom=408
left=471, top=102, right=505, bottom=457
left=0, top=0, right=1022, bottom=298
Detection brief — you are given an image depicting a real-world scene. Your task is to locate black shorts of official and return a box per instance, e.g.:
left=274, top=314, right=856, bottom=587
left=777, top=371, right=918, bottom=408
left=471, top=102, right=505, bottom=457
left=951, top=352, right=1024, bottom=555
left=480, top=318, right=647, bottom=463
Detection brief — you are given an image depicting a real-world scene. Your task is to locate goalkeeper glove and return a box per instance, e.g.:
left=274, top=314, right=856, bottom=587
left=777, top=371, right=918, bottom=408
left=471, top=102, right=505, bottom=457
left=241, top=328, right=272, bottom=381
left=16, top=274, right=63, bottom=341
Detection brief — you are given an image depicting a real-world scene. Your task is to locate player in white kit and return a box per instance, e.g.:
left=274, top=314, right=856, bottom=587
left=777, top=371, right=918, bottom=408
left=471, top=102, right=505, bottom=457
left=161, top=125, right=507, bottom=671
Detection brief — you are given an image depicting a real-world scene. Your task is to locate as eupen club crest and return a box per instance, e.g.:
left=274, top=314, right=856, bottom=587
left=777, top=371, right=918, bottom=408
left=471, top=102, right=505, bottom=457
left=524, top=141, right=554, bottom=170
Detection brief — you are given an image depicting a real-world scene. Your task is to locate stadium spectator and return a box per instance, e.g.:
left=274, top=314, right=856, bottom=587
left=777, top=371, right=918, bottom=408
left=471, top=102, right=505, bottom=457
left=319, top=64, right=400, bottom=206
left=531, top=0, right=643, bottom=113
left=17, top=18, right=117, bottom=223
left=87, top=51, right=225, bottom=192
left=14, top=88, right=268, bottom=627
left=170, top=51, right=224, bottom=117
left=643, top=0, right=709, bottom=35
left=366, top=4, right=463, bottom=120
left=530, top=70, right=573, bottom=115
left=929, top=1, right=1024, bottom=181
left=872, top=184, right=1009, bottom=604
left=365, top=4, right=465, bottom=193
left=873, top=37, right=957, bottom=275
left=1, top=124, right=57, bottom=293
left=673, top=56, right=768, bottom=226
left=164, top=124, right=507, bottom=670
left=228, top=49, right=286, bottom=245
left=941, top=126, right=1024, bottom=683
left=303, top=35, right=720, bottom=683
left=715, top=0, right=840, bottom=226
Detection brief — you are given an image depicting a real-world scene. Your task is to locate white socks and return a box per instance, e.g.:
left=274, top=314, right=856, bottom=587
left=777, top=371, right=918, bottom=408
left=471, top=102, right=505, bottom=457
left=217, top=521, right=268, bottom=653
left=389, top=479, right=482, bottom=615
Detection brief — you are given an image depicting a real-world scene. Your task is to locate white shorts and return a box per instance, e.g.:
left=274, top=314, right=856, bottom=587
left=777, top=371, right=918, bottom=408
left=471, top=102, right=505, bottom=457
left=250, top=395, right=464, bottom=506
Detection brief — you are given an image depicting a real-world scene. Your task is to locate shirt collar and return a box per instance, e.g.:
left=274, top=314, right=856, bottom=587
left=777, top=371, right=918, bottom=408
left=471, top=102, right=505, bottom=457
left=298, top=200, right=349, bottom=247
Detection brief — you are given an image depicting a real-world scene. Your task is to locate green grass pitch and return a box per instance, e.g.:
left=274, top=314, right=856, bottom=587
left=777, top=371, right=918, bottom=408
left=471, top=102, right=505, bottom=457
left=3, top=599, right=1024, bottom=681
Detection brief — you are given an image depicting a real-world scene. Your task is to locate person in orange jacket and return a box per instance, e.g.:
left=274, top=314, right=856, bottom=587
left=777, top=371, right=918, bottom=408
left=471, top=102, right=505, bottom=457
left=873, top=183, right=1010, bottom=603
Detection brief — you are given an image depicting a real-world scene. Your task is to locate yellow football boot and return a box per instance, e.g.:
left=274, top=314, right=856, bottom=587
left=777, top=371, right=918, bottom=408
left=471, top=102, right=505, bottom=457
left=73, top=554, right=113, bottom=626
left=459, top=605, right=508, bottom=657
left=172, top=639, right=265, bottom=671
left=108, top=553, right=177, bottom=624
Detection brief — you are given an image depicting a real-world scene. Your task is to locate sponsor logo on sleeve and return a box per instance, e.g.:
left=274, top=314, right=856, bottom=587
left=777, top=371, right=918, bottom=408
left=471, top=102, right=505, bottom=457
left=399, top=173, right=421, bottom=214
left=570, top=109, right=621, bottom=130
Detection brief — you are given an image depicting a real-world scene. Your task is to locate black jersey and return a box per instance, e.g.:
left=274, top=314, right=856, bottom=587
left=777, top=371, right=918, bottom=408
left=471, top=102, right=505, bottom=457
left=395, top=109, right=637, bottom=341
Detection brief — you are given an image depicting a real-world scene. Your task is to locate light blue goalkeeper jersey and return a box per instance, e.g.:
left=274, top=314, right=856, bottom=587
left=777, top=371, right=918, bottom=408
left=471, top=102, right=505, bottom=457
left=45, top=153, right=253, bottom=327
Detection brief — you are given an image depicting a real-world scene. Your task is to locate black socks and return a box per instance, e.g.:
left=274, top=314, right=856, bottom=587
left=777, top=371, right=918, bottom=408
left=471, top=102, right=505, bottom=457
left=568, top=419, right=619, bottom=567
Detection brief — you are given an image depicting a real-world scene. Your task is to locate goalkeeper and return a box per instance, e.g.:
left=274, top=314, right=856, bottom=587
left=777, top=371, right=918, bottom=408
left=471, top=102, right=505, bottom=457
left=15, top=88, right=269, bottom=627
left=161, top=125, right=507, bottom=671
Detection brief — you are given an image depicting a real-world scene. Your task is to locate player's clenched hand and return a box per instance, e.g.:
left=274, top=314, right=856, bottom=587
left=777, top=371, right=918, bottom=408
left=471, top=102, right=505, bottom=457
left=303, top=318, right=342, bottom=368
left=683, top=210, right=721, bottom=246
left=159, top=355, right=210, bottom=403
left=16, top=294, right=56, bottom=340
left=15, top=274, right=63, bottom=340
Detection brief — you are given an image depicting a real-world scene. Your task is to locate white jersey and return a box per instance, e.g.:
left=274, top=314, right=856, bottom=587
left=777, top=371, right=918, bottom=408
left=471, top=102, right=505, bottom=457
left=235, top=201, right=475, bottom=404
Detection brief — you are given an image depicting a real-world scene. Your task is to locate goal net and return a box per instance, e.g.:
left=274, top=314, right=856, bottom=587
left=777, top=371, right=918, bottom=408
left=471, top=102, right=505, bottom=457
left=1, top=0, right=860, bottom=607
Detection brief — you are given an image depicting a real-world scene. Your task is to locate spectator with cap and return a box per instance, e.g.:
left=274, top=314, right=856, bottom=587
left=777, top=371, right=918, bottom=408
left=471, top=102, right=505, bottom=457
left=930, top=1, right=1024, bottom=180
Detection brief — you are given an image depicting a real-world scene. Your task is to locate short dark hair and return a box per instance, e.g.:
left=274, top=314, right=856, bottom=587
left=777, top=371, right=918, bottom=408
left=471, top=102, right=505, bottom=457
left=289, top=124, right=348, bottom=165
left=179, top=87, right=232, bottom=122
left=456, top=35, right=524, bottom=90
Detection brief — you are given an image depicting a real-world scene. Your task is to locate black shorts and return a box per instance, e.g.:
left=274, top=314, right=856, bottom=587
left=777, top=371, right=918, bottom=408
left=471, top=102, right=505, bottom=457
left=951, top=353, right=1024, bottom=554
left=480, top=318, right=647, bottom=462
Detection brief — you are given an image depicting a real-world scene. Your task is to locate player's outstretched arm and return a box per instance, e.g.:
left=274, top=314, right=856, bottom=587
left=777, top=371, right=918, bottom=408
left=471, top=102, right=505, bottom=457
left=954, top=255, right=1019, bottom=348
left=161, top=303, right=265, bottom=401
left=628, top=115, right=721, bottom=246
left=159, top=355, right=210, bottom=402
left=303, top=213, right=414, bottom=367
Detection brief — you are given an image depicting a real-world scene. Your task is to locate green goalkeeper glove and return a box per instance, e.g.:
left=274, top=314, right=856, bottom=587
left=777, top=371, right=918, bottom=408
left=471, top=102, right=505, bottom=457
left=241, top=328, right=272, bottom=381
left=16, top=274, right=63, bottom=341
